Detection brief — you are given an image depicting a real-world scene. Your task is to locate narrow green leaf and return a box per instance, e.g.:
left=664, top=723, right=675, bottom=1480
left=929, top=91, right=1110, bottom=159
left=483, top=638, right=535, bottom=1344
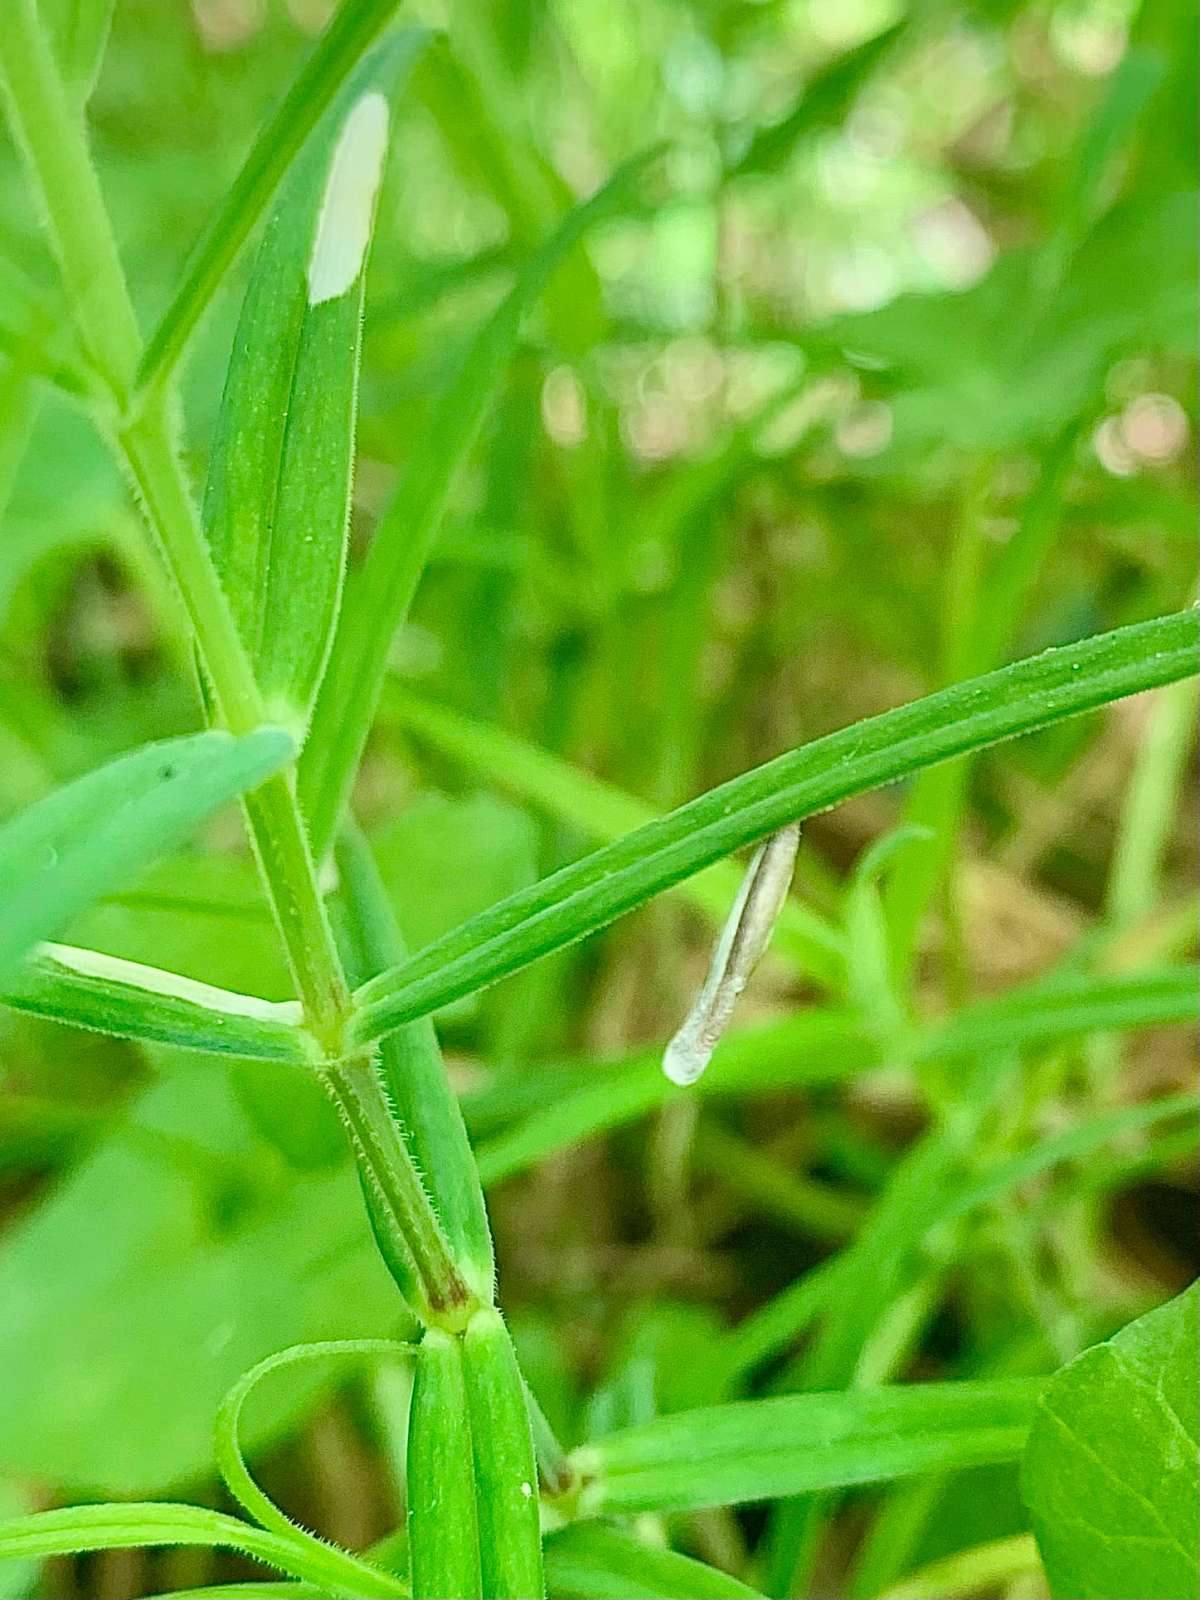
left=475, top=1013, right=870, bottom=1190
left=334, top=823, right=495, bottom=1299
left=136, top=2, right=415, bottom=392
left=729, top=19, right=907, bottom=178
left=0, top=727, right=293, bottom=983
left=300, top=147, right=662, bottom=860
left=1107, top=678, right=1199, bottom=927
left=710, top=1089, right=1195, bottom=1394
left=924, top=963, right=1200, bottom=1060
left=215, top=1341, right=410, bottom=1593
left=472, top=967, right=1198, bottom=1190
left=203, top=35, right=423, bottom=740
left=878, top=1535, right=1040, bottom=1600
left=1022, top=1282, right=1199, bottom=1600
left=0, top=1502, right=404, bottom=1597
left=461, top=1308, right=545, bottom=1599
left=39, top=0, right=114, bottom=103
left=800, top=1057, right=1008, bottom=1393
left=387, top=688, right=845, bottom=986
left=575, top=1380, right=1043, bottom=1516
left=544, top=1523, right=765, bottom=1599
left=141, top=1587, right=313, bottom=1600
left=351, top=610, right=1200, bottom=1039
left=844, top=826, right=930, bottom=1040
left=0, top=942, right=313, bottom=1063
left=941, top=1090, right=1197, bottom=1226
left=408, top=1329, right=482, bottom=1599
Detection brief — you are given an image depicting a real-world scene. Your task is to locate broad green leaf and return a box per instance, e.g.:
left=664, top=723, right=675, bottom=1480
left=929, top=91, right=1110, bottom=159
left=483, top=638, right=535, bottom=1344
left=544, top=1523, right=764, bottom=1599
left=350, top=610, right=1200, bottom=1040
left=0, top=1066, right=409, bottom=1495
left=136, top=5, right=418, bottom=391
left=575, top=1380, right=1043, bottom=1516
left=39, top=0, right=113, bottom=103
left=0, top=727, right=292, bottom=983
left=0, top=1502, right=403, bottom=1597
left=1021, top=1282, right=1199, bottom=1600
left=203, top=36, right=423, bottom=739
left=386, top=688, right=845, bottom=986
left=0, top=943, right=313, bottom=1064
left=299, top=147, right=662, bottom=860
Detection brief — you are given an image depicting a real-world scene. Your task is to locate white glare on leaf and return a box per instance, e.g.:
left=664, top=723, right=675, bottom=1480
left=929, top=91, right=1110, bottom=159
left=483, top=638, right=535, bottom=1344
left=307, top=91, right=389, bottom=306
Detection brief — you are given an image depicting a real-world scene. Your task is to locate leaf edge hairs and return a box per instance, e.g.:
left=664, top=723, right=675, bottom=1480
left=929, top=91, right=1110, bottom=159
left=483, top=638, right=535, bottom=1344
left=663, top=822, right=801, bottom=1086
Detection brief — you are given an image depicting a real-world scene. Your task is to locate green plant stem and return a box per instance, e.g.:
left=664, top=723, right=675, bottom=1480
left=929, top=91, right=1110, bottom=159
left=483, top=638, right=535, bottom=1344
left=0, top=0, right=139, bottom=401
left=117, top=410, right=263, bottom=730
left=0, top=0, right=466, bottom=1327
left=325, top=1053, right=474, bottom=1325
left=121, top=379, right=351, bottom=1032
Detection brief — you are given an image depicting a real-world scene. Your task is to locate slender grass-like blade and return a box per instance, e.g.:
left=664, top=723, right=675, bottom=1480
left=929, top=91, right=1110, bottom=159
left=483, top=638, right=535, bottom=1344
left=1, top=942, right=311, bottom=1063
left=544, top=1523, right=765, bottom=1599
left=0, top=727, right=292, bottom=982
left=300, top=147, right=662, bottom=859
left=202, top=35, right=422, bottom=740
left=350, top=609, right=1200, bottom=1040
left=471, top=965, right=1198, bottom=1190
left=40, top=0, right=114, bottom=103
left=388, top=689, right=844, bottom=985
left=136, top=0, right=415, bottom=391
left=575, top=1379, right=1042, bottom=1515
left=0, top=1501, right=404, bottom=1595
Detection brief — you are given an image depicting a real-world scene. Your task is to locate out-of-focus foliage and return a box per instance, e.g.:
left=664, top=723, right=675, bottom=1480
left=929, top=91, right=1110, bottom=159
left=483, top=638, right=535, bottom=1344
left=0, top=0, right=1195, bottom=1595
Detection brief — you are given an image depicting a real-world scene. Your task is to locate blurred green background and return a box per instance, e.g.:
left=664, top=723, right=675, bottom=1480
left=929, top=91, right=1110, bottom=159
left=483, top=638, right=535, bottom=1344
left=0, top=0, right=1195, bottom=1595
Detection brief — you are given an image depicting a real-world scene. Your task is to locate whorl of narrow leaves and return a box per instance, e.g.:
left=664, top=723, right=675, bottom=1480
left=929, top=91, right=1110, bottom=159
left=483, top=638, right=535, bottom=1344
left=202, top=36, right=421, bottom=741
